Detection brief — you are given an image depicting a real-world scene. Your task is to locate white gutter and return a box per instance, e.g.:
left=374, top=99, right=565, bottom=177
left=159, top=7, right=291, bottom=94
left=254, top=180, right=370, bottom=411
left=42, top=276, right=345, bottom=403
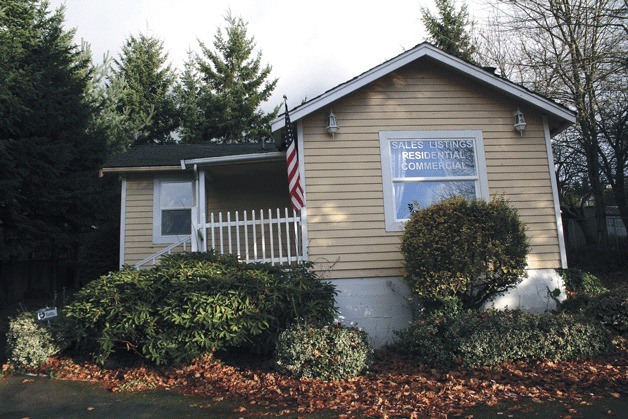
left=180, top=151, right=284, bottom=169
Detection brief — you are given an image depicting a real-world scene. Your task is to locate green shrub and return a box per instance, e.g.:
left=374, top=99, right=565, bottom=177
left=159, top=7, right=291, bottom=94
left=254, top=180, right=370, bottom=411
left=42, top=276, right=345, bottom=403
left=395, top=310, right=613, bottom=368
left=560, top=286, right=627, bottom=336
left=6, top=312, right=62, bottom=368
left=63, top=252, right=337, bottom=365
left=560, top=268, right=607, bottom=297
left=401, top=197, right=529, bottom=311
left=274, top=323, right=373, bottom=380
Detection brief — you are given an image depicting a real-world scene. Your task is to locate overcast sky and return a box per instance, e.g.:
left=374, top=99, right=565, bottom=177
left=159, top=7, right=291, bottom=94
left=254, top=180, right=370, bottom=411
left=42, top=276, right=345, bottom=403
left=49, top=0, right=487, bottom=112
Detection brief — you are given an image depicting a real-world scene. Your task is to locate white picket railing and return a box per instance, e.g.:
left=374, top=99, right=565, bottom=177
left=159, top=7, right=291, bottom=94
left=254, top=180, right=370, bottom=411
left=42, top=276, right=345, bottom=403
left=195, top=208, right=303, bottom=265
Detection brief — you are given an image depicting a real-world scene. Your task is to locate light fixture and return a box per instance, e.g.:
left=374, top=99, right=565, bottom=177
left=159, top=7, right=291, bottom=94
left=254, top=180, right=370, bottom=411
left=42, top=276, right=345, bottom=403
left=326, top=111, right=339, bottom=138
left=513, top=109, right=527, bottom=135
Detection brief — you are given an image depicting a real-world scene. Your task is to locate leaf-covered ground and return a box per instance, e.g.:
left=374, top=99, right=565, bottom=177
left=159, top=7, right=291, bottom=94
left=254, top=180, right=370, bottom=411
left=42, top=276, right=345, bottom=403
left=14, top=348, right=625, bottom=418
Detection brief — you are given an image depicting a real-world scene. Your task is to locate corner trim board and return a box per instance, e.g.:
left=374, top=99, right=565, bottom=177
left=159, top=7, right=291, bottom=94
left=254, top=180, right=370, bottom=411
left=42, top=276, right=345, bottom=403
left=543, top=116, right=568, bottom=269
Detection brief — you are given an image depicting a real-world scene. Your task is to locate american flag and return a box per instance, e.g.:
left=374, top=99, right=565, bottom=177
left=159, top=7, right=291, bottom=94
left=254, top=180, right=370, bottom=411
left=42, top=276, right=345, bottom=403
left=283, top=98, right=304, bottom=211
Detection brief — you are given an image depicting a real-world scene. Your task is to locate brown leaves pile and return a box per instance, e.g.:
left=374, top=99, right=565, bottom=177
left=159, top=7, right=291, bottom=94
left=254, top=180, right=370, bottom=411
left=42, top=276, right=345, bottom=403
left=36, top=349, right=626, bottom=417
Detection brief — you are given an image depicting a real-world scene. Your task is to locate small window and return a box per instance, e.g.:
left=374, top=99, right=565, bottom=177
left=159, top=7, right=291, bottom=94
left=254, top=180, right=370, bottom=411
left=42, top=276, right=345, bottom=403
left=379, top=130, right=489, bottom=232
left=153, top=179, right=194, bottom=243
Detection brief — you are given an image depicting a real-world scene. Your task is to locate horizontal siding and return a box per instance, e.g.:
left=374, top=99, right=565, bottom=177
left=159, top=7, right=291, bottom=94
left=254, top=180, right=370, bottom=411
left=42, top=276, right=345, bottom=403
left=205, top=162, right=291, bottom=214
left=123, top=175, right=163, bottom=266
left=301, top=61, right=562, bottom=278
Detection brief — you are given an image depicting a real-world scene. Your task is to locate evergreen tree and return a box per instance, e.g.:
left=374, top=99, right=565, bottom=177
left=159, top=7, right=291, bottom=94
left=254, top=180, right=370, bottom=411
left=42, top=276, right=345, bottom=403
left=174, top=53, right=205, bottom=143
left=85, top=51, right=137, bottom=158
left=113, top=34, right=178, bottom=146
left=0, top=0, right=106, bottom=262
left=179, top=12, right=278, bottom=143
left=421, top=0, right=476, bottom=62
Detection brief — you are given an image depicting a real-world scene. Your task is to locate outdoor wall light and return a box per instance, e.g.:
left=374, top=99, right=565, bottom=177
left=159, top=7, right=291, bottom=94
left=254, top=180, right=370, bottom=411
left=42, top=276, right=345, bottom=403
left=513, top=109, right=527, bottom=135
left=326, top=111, right=339, bottom=138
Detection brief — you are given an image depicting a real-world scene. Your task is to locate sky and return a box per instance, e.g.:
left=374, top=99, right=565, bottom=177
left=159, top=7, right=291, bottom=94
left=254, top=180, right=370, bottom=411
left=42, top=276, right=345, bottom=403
left=48, top=0, right=487, bottom=112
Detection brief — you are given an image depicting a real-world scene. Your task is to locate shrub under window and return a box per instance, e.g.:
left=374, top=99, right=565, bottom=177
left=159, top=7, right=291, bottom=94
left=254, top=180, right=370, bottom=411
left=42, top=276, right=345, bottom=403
left=401, top=196, right=529, bottom=311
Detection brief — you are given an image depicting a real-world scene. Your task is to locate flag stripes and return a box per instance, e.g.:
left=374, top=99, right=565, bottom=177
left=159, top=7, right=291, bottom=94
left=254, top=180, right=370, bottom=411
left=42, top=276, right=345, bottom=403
left=283, top=98, right=304, bottom=211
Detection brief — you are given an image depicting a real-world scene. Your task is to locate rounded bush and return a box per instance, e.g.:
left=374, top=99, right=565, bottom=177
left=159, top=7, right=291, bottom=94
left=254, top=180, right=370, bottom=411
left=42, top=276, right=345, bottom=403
left=401, top=196, right=529, bottom=310
left=6, top=312, right=62, bottom=368
left=63, top=253, right=338, bottom=365
left=274, top=323, right=373, bottom=380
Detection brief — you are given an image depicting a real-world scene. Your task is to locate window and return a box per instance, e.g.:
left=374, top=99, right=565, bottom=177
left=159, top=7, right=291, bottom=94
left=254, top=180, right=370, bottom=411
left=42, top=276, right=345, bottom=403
left=153, top=178, right=194, bottom=243
left=379, top=130, right=489, bottom=231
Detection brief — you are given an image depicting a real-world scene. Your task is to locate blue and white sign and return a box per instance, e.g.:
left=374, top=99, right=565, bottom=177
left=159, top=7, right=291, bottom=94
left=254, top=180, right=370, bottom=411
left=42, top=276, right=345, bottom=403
left=390, top=139, right=477, bottom=179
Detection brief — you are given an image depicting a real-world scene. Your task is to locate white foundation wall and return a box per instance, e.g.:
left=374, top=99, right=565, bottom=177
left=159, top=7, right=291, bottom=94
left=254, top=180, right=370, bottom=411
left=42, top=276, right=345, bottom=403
left=331, top=270, right=566, bottom=348
left=483, top=269, right=566, bottom=313
left=330, top=277, right=415, bottom=348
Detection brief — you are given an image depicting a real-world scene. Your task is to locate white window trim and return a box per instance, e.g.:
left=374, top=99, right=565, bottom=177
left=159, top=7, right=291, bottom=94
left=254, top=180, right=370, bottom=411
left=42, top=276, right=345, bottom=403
left=153, top=177, right=195, bottom=244
left=379, top=130, right=490, bottom=232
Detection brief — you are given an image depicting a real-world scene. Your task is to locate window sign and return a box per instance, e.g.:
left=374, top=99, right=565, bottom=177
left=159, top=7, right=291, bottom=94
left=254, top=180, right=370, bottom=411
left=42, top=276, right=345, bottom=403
left=380, top=131, right=489, bottom=231
left=390, top=139, right=476, bottom=178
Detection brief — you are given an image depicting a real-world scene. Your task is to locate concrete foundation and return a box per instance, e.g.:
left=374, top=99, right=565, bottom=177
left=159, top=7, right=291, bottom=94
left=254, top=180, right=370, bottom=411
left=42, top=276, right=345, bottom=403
left=483, top=269, right=566, bottom=313
left=329, top=277, right=414, bottom=348
left=331, top=269, right=566, bottom=348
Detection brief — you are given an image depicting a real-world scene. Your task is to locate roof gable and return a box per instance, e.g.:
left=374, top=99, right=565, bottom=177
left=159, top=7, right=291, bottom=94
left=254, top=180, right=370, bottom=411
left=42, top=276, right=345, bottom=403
left=271, top=43, right=575, bottom=133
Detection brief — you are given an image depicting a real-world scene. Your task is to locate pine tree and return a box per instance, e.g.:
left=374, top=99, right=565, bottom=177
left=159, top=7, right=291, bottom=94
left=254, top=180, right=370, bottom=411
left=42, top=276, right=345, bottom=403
left=175, top=54, right=206, bottom=143
left=0, top=0, right=106, bottom=262
left=113, top=34, right=178, bottom=146
left=421, top=0, right=476, bottom=62
left=180, top=12, right=278, bottom=144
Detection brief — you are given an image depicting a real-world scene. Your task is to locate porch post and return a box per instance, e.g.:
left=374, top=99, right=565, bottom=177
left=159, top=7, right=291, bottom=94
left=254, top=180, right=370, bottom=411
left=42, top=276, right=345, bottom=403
left=199, top=169, right=207, bottom=252
left=191, top=164, right=201, bottom=252
left=296, top=121, right=309, bottom=261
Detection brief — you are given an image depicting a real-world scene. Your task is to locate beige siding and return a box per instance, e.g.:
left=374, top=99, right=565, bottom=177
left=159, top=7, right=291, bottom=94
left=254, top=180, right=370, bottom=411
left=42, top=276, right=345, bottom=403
left=123, top=174, right=161, bottom=266
left=301, top=61, right=561, bottom=279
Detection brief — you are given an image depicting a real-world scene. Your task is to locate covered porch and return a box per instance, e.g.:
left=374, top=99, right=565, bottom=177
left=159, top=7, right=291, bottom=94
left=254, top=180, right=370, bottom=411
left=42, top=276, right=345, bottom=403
left=131, top=146, right=306, bottom=269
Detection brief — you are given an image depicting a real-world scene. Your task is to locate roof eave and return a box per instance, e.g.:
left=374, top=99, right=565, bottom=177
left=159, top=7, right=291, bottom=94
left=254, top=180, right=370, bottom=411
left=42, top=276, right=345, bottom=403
left=181, top=151, right=285, bottom=168
left=271, top=43, right=576, bottom=132
left=100, top=165, right=184, bottom=174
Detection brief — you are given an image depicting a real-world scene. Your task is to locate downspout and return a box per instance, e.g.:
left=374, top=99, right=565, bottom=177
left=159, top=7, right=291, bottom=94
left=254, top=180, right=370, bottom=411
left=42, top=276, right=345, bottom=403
left=119, top=176, right=127, bottom=269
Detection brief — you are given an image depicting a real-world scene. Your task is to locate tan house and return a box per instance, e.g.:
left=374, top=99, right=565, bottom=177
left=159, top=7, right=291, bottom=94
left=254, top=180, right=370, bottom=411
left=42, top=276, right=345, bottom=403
left=102, top=43, right=575, bottom=346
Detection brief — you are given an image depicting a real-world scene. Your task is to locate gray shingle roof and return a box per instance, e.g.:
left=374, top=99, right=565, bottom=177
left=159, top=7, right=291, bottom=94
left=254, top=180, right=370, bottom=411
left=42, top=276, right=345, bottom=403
left=103, top=143, right=280, bottom=169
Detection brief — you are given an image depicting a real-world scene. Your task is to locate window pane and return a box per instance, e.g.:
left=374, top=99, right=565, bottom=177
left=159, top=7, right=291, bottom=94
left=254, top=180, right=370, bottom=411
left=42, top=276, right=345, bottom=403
left=390, top=139, right=476, bottom=178
left=393, top=181, right=476, bottom=220
left=161, top=182, right=193, bottom=208
left=162, top=209, right=191, bottom=235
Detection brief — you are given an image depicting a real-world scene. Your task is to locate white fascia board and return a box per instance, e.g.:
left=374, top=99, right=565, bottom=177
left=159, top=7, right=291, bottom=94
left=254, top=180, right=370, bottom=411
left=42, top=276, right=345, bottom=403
left=101, top=166, right=183, bottom=173
left=271, top=44, right=576, bottom=132
left=181, top=151, right=284, bottom=169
